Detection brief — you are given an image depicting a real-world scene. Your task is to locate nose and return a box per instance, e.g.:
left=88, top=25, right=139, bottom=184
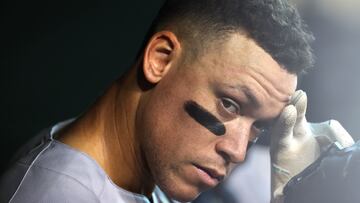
left=215, top=119, right=252, bottom=164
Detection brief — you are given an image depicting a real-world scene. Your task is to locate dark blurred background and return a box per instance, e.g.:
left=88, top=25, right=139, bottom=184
left=1, top=0, right=165, bottom=172
left=1, top=0, right=360, bottom=179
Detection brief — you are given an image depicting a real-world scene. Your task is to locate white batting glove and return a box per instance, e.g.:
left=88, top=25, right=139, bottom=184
left=270, top=90, right=354, bottom=203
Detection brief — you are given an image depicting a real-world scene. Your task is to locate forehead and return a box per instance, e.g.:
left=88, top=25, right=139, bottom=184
left=184, top=33, right=297, bottom=118
left=194, top=33, right=297, bottom=96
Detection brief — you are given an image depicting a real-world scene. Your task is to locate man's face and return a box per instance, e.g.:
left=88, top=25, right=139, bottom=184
left=137, top=33, right=297, bottom=201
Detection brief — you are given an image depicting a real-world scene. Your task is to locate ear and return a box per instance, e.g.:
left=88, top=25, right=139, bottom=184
left=143, top=31, right=181, bottom=84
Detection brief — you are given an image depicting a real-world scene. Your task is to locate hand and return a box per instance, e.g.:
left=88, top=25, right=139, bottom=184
left=269, top=90, right=354, bottom=203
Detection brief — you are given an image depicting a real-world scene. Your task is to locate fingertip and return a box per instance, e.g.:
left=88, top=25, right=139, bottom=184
left=290, top=90, right=304, bottom=104
left=292, top=90, right=307, bottom=117
left=270, top=105, right=297, bottom=145
left=279, top=105, right=297, bottom=129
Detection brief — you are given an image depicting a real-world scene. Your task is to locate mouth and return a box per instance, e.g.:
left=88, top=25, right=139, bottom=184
left=193, top=164, right=225, bottom=187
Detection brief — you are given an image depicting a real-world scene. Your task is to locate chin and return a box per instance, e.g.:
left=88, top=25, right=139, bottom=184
left=166, top=189, right=200, bottom=202
left=157, top=181, right=202, bottom=202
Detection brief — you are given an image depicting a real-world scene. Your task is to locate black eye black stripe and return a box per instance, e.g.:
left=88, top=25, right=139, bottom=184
left=184, top=100, right=226, bottom=136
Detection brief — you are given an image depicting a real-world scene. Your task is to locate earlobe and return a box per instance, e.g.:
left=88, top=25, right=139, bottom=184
left=143, top=31, right=181, bottom=84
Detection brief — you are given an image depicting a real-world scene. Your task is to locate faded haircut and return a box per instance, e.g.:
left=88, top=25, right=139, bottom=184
left=139, top=0, right=315, bottom=75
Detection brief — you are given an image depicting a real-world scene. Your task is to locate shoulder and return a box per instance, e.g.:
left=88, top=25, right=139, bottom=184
left=1, top=120, right=151, bottom=203
left=8, top=163, right=100, bottom=203
left=1, top=134, right=105, bottom=203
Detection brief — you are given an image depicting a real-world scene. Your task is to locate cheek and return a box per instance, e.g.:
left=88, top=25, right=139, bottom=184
left=138, top=90, right=216, bottom=170
left=137, top=87, right=225, bottom=200
left=137, top=90, right=188, bottom=168
left=139, top=78, right=215, bottom=154
left=141, top=99, right=207, bottom=159
left=139, top=101, right=218, bottom=200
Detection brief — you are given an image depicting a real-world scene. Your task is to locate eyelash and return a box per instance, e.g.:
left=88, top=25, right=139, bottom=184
left=219, top=97, right=241, bottom=116
left=219, top=96, right=270, bottom=137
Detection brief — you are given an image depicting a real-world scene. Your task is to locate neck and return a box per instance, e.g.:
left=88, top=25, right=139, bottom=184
left=57, top=68, right=155, bottom=197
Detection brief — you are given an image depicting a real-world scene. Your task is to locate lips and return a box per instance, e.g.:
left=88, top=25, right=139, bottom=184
left=193, top=164, right=225, bottom=186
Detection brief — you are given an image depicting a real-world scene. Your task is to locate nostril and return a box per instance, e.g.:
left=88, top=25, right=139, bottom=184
left=218, top=151, right=231, bottom=165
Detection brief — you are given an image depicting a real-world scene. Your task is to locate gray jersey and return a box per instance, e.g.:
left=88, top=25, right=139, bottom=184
left=0, top=120, right=174, bottom=203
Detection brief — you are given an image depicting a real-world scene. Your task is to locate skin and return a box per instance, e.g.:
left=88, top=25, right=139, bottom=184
left=184, top=100, right=226, bottom=136
left=58, top=31, right=297, bottom=202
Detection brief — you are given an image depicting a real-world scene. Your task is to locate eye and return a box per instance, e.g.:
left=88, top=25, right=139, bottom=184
left=220, top=97, right=240, bottom=115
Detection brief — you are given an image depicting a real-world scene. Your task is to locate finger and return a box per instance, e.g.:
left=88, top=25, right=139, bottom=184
left=291, top=90, right=308, bottom=138
left=291, top=90, right=307, bottom=122
left=290, top=90, right=303, bottom=105
left=271, top=104, right=297, bottom=141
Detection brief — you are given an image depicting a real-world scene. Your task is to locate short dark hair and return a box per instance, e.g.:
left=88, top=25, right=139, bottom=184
left=142, top=0, right=314, bottom=74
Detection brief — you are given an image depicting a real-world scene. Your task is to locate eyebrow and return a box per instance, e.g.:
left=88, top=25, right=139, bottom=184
left=231, top=85, right=290, bottom=107
left=241, top=86, right=261, bottom=107
left=226, top=85, right=261, bottom=108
